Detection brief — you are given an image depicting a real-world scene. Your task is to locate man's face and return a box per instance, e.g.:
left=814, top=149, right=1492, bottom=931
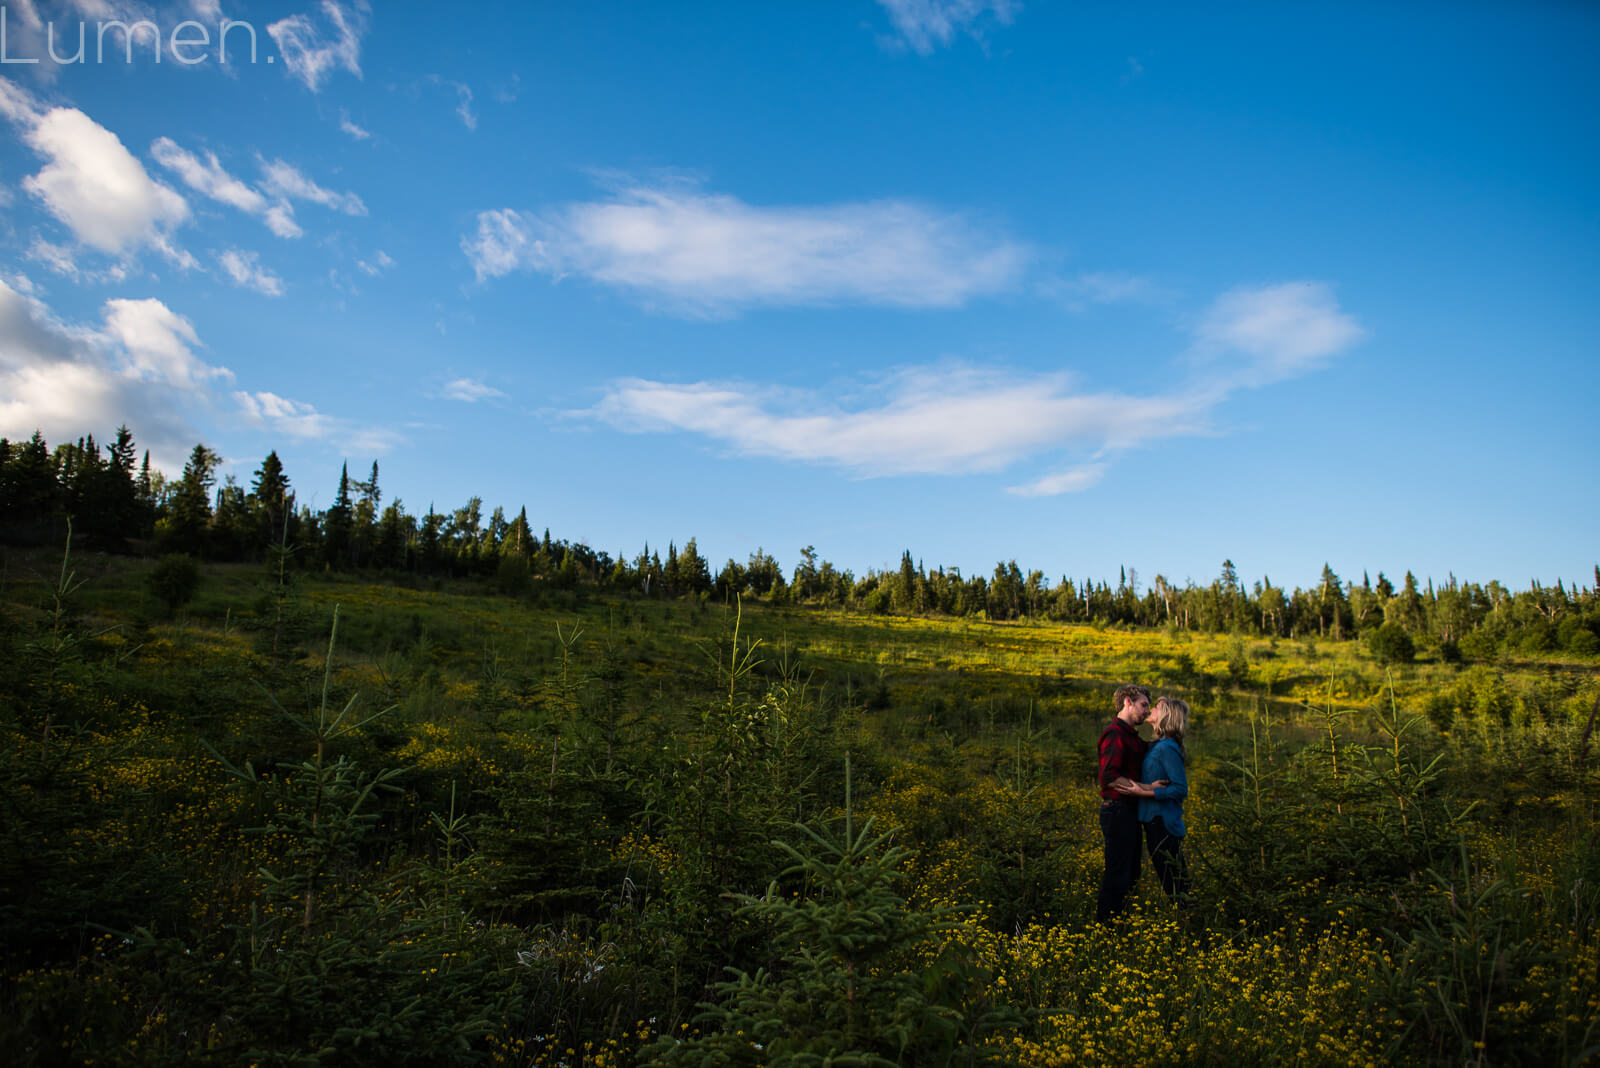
left=1123, top=693, right=1151, bottom=723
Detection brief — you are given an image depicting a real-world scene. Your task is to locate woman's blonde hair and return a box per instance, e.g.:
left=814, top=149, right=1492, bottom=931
left=1153, top=697, right=1189, bottom=741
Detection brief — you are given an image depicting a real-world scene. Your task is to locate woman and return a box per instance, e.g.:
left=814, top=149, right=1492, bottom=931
left=1115, top=696, right=1191, bottom=904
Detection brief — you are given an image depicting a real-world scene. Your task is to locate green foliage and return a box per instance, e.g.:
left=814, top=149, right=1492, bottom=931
left=147, top=553, right=201, bottom=617
left=658, top=767, right=1021, bottom=1066
left=1382, top=845, right=1579, bottom=1065
left=1365, top=621, right=1416, bottom=664
left=1200, top=681, right=1467, bottom=931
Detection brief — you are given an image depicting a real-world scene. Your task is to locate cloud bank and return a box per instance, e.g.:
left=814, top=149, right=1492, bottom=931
left=0, top=278, right=394, bottom=470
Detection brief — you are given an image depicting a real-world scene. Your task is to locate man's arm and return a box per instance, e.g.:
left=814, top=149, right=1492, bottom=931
left=1097, top=729, right=1124, bottom=789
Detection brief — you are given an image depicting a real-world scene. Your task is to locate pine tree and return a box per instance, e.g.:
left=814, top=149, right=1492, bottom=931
left=163, top=444, right=220, bottom=556
left=323, top=463, right=353, bottom=568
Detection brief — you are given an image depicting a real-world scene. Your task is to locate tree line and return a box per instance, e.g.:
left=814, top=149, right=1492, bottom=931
left=2, top=426, right=1596, bottom=658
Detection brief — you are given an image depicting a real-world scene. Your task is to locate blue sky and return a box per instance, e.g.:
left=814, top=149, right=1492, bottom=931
left=1, top=1, right=1594, bottom=592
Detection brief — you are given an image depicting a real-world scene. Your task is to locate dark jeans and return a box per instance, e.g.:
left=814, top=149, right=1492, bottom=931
left=1096, top=800, right=1142, bottom=923
left=1144, top=815, right=1190, bottom=903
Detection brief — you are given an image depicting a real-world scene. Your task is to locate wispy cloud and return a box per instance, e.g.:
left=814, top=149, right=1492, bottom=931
left=218, top=248, right=284, bottom=296
left=149, top=136, right=366, bottom=239
left=259, top=158, right=366, bottom=216
left=1, top=77, right=193, bottom=269
left=1040, top=270, right=1167, bottom=313
left=267, top=0, right=367, bottom=93
left=356, top=249, right=393, bottom=275
left=427, top=75, right=477, bottom=130
left=338, top=108, right=372, bottom=141
left=1192, top=281, right=1366, bottom=388
left=588, top=365, right=1199, bottom=478
left=442, top=377, right=506, bottom=402
left=150, top=137, right=267, bottom=213
left=582, top=282, right=1366, bottom=495
left=876, top=0, right=1020, bottom=55
left=1007, top=462, right=1109, bottom=497
left=234, top=389, right=400, bottom=453
left=465, top=179, right=1027, bottom=315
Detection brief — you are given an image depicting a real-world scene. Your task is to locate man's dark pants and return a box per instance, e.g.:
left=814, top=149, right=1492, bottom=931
left=1096, top=799, right=1141, bottom=923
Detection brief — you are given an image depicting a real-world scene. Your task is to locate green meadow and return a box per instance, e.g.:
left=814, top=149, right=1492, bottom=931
left=2, top=546, right=1596, bottom=1066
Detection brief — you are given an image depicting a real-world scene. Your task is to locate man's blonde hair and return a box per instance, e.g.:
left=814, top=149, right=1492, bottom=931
left=1153, top=697, right=1189, bottom=741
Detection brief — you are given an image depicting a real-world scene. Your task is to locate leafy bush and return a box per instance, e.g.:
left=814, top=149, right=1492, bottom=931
left=147, top=553, right=200, bottom=616
left=1365, top=622, right=1415, bottom=664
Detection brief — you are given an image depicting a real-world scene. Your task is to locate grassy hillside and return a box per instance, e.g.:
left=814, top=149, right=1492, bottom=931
left=2, top=545, right=1596, bottom=1065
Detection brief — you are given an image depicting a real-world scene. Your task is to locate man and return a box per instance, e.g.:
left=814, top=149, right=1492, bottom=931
left=1095, top=683, right=1151, bottom=923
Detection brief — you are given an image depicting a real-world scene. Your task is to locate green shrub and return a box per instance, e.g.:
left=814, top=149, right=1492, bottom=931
left=147, top=553, right=201, bottom=617
left=1365, top=622, right=1415, bottom=664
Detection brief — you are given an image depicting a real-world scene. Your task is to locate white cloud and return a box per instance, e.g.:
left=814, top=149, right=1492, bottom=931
left=0, top=81, right=192, bottom=266
left=233, top=390, right=328, bottom=438
left=267, top=0, right=366, bottom=93
left=234, top=389, right=401, bottom=453
left=442, top=377, right=505, bottom=403
left=1193, top=281, right=1366, bottom=386
left=492, top=74, right=520, bottom=104
left=263, top=202, right=303, bottom=239
left=102, top=297, right=231, bottom=390
left=150, top=137, right=267, bottom=213
left=0, top=279, right=220, bottom=470
left=427, top=76, right=476, bottom=130
left=583, top=282, right=1364, bottom=496
left=1006, top=462, right=1108, bottom=497
left=151, top=137, right=364, bottom=241
left=465, top=181, right=1027, bottom=314
left=259, top=158, right=366, bottom=216
left=338, top=108, right=371, bottom=141
left=156, top=155, right=365, bottom=239
left=355, top=249, right=392, bottom=275
left=0, top=76, right=43, bottom=125
left=26, top=238, right=83, bottom=279
left=0, top=278, right=397, bottom=466
left=218, top=248, right=284, bottom=296
left=877, top=0, right=1019, bottom=55
left=589, top=365, right=1199, bottom=478
left=1041, top=270, right=1165, bottom=312
left=462, top=208, right=534, bottom=282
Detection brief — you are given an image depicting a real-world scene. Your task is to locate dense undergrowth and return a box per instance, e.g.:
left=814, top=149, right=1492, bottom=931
left=1, top=544, right=1596, bottom=1066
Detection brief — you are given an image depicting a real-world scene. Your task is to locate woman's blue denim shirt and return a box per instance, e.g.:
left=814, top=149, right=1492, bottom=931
left=1137, top=737, right=1188, bottom=837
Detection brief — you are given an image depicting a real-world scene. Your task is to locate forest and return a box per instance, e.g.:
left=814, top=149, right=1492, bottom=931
left=1, top=425, right=1596, bottom=1065
left=4, top=427, right=1597, bottom=657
